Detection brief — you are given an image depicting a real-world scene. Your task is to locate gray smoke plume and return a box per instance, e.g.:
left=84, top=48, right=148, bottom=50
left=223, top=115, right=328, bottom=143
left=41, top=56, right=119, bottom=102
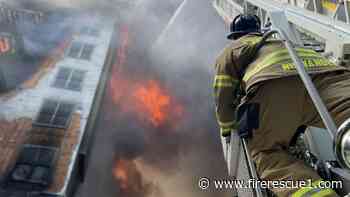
left=0, top=0, right=234, bottom=196
left=78, top=0, right=233, bottom=197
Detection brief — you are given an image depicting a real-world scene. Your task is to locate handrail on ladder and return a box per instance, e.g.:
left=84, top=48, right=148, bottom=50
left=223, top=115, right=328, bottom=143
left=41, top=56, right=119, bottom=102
left=272, top=29, right=337, bottom=140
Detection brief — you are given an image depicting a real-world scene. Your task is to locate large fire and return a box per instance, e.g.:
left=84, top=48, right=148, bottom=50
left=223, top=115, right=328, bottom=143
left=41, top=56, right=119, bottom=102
left=109, top=25, right=184, bottom=128
left=109, top=23, right=187, bottom=197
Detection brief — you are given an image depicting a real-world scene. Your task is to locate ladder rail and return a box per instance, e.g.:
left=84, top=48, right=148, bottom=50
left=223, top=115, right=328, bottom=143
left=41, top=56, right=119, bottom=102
left=273, top=28, right=337, bottom=139
left=242, top=138, right=265, bottom=197
left=213, top=0, right=350, bottom=65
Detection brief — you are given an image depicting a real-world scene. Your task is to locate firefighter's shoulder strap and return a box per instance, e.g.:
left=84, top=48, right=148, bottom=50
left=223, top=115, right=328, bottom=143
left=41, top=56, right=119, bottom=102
left=237, top=31, right=277, bottom=80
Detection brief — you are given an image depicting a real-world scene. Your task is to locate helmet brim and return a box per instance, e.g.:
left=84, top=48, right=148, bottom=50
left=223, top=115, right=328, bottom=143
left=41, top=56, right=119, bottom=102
left=227, top=30, right=259, bottom=40
left=226, top=31, right=247, bottom=40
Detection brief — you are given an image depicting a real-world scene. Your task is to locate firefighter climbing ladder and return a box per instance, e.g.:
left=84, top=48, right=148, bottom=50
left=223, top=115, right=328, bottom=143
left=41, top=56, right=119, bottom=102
left=214, top=0, right=350, bottom=196
left=239, top=27, right=340, bottom=197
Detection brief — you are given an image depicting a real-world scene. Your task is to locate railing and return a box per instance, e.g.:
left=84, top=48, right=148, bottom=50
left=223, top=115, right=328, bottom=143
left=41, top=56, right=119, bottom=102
left=0, top=2, right=43, bottom=24
left=213, top=0, right=350, bottom=67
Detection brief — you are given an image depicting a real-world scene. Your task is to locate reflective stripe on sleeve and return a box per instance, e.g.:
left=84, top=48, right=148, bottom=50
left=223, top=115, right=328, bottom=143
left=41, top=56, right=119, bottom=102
left=214, top=75, right=237, bottom=83
left=220, top=122, right=239, bottom=136
left=214, top=75, right=234, bottom=81
left=220, top=128, right=232, bottom=136
left=215, top=111, right=238, bottom=129
left=213, top=82, right=234, bottom=88
left=213, top=75, right=238, bottom=88
left=218, top=120, right=236, bottom=127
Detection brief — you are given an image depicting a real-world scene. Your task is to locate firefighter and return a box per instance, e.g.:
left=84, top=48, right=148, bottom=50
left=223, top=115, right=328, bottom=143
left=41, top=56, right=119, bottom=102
left=213, top=14, right=350, bottom=197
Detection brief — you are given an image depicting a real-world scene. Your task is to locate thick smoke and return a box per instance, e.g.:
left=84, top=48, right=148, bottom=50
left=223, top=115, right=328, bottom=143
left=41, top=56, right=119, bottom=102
left=0, top=0, right=118, bottom=89
left=80, top=0, right=233, bottom=197
left=82, top=0, right=232, bottom=197
left=0, top=0, right=74, bottom=90
left=1, top=0, right=233, bottom=196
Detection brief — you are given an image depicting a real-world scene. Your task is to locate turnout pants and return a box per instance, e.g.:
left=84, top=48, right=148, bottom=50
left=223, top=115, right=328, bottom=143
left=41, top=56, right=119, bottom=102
left=247, top=71, right=350, bottom=197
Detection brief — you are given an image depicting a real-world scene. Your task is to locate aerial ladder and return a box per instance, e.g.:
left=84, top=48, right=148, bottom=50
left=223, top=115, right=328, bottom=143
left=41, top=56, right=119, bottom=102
left=213, top=0, right=350, bottom=196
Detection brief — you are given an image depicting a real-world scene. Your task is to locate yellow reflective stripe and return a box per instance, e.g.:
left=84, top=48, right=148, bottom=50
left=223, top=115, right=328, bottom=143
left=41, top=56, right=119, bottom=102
left=292, top=179, right=337, bottom=197
left=309, top=180, right=337, bottom=197
left=214, top=75, right=238, bottom=84
left=259, top=52, right=321, bottom=69
left=240, top=36, right=263, bottom=45
left=221, top=128, right=232, bottom=132
left=243, top=48, right=317, bottom=80
left=243, top=54, right=328, bottom=82
left=218, top=120, right=236, bottom=127
left=282, top=58, right=334, bottom=71
left=220, top=123, right=239, bottom=131
left=220, top=128, right=232, bottom=136
left=310, top=188, right=337, bottom=197
left=293, top=186, right=315, bottom=197
left=258, top=48, right=320, bottom=67
left=215, top=75, right=233, bottom=81
left=221, top=128, right=232, bottom=133
left=243, top=56, right=318, bottom=82
left=213, top=82, right=234, bottom=88
left=292, top=179, right=320, bottom=197
left=213, top=75, right=238, bottom=88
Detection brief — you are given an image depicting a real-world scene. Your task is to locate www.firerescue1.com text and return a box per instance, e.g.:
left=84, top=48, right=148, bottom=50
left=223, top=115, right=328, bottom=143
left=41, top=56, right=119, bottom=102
left=198, top=177, right=343, bottom=190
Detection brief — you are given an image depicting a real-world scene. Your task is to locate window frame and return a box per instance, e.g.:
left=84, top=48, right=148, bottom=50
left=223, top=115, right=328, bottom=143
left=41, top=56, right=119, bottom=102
left=52, top=67, right=86, bottom=92
left=33, top=99, right=75, bottom=129
left=66, top=41, right=95, bottom=60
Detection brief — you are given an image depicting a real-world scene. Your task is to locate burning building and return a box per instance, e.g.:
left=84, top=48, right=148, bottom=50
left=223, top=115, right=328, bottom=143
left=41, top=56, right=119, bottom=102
left=0, top=3, right=116, bottom=197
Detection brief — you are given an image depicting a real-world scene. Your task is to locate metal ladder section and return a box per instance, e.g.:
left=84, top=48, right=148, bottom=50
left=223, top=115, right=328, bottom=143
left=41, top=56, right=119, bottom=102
left=213, top=0, right=350, bottom=67
left=286, top=0, right=350, bottom=24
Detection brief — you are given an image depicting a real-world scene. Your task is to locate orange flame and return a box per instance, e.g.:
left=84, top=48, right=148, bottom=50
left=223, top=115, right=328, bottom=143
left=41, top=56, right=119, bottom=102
left=110, top=76, right=184, bottom=127
left=113, top=159, right=130, bottom=190
left=134, top=81, right=170, bottom=126
left=113, top=158, right=156, bottom=196
left=0, top=37, right=11, bottom=54
left=109, top=25, right=185, bottom=127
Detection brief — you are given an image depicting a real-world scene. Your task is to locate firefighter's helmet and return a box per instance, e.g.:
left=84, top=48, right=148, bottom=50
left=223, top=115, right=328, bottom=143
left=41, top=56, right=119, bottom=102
left=227, top=14, right=261, bottom=40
